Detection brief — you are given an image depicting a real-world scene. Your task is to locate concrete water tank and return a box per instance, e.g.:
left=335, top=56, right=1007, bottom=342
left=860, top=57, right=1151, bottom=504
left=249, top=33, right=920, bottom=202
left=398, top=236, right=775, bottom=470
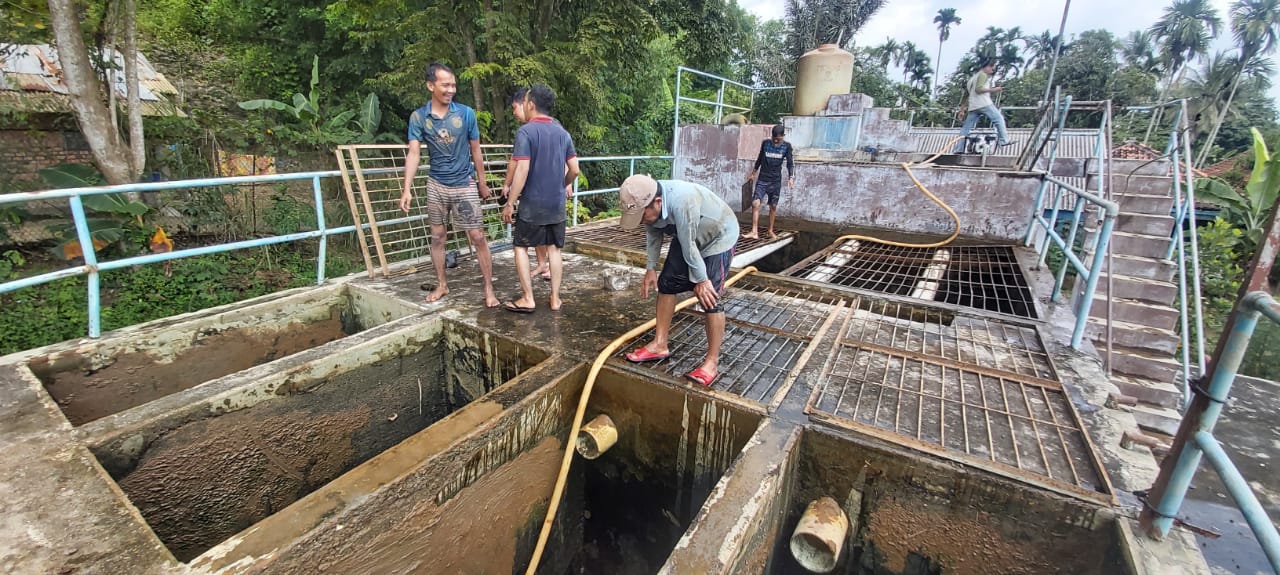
left=793, top=44, right=854, bottom=116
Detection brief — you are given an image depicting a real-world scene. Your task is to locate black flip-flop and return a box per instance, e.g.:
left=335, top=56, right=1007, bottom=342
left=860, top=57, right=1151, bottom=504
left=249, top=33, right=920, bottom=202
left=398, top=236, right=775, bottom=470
left=501, top=301, right=535, bottom=314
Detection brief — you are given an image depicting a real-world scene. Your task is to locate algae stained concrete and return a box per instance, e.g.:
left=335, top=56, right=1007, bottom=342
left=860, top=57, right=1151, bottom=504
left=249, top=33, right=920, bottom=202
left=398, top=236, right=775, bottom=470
left=672, top=123, right=1043, bottom=242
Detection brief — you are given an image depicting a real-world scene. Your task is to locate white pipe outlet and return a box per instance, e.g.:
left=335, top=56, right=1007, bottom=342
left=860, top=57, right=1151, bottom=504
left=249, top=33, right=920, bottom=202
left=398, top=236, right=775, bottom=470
left=790, top=496, right=850, bottom=573
left=575, top=414, right=617, bottom=460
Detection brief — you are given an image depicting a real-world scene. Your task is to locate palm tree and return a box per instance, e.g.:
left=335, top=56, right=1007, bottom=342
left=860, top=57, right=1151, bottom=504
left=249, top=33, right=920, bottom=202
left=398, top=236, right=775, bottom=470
left=908, top=59, right=934, bottom=92
left=1024, top=30, right=1063, bottom=70
left=1196, top=0, right=1280, bottom=166
left=1122, top=30, right=1162, bottom=74
left=1145, top=0, right=1223, bottom=143
left=900, top=41, right=923, bottom=83
left=933, top=8, right=962, bottom=97
left=871, top=37, right=901, bottom=69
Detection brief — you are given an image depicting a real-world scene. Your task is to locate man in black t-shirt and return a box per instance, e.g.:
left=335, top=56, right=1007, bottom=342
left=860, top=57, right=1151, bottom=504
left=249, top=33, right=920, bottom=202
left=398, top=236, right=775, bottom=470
left=500, top=84, right=581, bottom=313
left=743, top=124, right=793, bottom=239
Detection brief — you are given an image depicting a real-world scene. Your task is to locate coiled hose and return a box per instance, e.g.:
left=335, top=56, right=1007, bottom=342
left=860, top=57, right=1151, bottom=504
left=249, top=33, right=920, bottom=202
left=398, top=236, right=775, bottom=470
left=524, top=137, right=966, bottom=574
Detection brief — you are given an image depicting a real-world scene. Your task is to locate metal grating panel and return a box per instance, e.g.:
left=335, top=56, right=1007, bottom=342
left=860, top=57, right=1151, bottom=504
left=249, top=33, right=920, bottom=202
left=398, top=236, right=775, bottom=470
left=569, top=225, right=794, bottom=255
left=809, top=312, right=1109, bottom=500
left=611, top=283, right=841, bottom=402
left=937, top=247, right=1039, bottom=319
left=844, top=298, right=1055, bottom=381
left=784, top=242, right=1038, bottom=319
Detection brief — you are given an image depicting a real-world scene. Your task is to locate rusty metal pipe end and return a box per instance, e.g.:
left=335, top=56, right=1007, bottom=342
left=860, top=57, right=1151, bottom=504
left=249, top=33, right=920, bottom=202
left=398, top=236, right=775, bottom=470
left=1106, top=392, right=1138, bottom=409
left=790, top=496, right=849, bottom=573
left=575, top=414, right=617, bottom=460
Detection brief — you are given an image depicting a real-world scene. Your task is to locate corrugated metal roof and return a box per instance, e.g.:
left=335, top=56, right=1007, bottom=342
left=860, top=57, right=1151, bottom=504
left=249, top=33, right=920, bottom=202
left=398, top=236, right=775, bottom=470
left=0, top=43, right=182, bottom=116
left=909, top=127, right=1102, bottom=159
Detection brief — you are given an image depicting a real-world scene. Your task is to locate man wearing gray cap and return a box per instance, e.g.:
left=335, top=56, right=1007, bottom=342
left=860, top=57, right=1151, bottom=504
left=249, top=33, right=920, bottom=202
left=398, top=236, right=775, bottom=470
left=618, top=174, right=739, bottom=387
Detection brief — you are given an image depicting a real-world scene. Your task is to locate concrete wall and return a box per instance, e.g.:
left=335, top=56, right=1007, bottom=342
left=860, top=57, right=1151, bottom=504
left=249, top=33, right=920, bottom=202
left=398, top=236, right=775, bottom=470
left=673, top=124, right=1044, bottom=242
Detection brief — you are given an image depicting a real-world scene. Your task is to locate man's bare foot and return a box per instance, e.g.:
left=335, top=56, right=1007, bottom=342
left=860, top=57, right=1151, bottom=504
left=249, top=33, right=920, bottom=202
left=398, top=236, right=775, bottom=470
left=483, top=289, right=501, bottom=308
left=742, top=231, right=759, bottom=240
left=642, top=340, right=669, bottom=356
left=549, top=295, right=562, bottom=311
left=425, top=285, right=450, bottom=303
left=767, top=230, right=778, bottom=239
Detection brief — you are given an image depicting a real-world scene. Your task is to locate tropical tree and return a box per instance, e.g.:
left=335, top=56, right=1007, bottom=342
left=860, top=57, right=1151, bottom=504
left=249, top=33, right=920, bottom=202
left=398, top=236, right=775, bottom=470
left=899, top=41, right=927, bottom=84
left=1196, top=128, right=1280, bottom=253
left=1023, top=30, right=1063, bottom=71
left=870, top=38, right=901, bottom=69
left=45, top=0, right=147, bottom=186
left=1122, top=30, right=1162, bottom=74
left=932, top=8, right=962, bottom=97
left=784, top=0, right=888, bottom=58
left=1146, top=0, right=1223, bottom=141
left=1196, top=0, right=1280, bottom=166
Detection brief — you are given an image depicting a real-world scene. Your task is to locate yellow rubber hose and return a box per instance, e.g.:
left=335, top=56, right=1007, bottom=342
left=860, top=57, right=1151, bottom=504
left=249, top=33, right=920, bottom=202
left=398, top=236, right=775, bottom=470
left=830, top=135, right=966, bottom=249
left=524, top=266, right=759, bottom=575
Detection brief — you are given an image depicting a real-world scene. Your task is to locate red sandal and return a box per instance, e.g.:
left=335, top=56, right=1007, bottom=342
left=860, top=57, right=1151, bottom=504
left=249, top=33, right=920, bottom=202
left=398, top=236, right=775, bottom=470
left=685, top=367, right=719, bottom=386
left=626, top=348, right=670, bottom=363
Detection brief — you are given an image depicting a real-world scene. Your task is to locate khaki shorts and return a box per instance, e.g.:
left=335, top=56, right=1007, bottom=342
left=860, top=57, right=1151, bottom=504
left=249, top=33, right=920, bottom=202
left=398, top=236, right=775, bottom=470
left=425, top=179, right=483, bottom=230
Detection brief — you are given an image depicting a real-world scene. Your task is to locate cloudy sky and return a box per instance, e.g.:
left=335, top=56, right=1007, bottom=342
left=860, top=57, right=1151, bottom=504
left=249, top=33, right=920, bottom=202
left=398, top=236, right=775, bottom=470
left=737, top=0, right=1274, bottom=98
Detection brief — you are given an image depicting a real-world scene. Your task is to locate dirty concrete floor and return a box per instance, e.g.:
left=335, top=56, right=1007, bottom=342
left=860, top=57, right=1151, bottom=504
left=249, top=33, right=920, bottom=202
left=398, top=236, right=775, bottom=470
left=1186, top=375, right=1280, bottom=575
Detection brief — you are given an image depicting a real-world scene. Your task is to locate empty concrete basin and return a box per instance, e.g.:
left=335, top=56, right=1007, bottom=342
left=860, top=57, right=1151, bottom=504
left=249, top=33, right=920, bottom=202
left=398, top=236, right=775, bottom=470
left=766, top=429, right=1125, bottom=575
left=26, top=284, right=416, bottom=425
left=86, top=318, right=549, bottom=562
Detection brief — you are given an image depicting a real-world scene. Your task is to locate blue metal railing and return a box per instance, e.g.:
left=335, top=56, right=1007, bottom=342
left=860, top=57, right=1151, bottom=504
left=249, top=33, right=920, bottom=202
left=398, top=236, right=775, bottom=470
left=569, top=155, right=674, bottom=226
left=0, top=171, right=354, bottom=339
left=1023, top=92, right=1120, bottom=348
left=0, top=154, right=670, bottom=342
left=1164, top=100, right=1208, bottom=406
left=1147, top=290, right=1280, bottom=572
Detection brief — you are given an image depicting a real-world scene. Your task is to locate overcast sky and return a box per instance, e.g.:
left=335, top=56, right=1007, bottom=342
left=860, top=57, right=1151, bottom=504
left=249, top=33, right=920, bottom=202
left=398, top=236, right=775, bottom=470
left=738, top=0, right=1280, bottom=101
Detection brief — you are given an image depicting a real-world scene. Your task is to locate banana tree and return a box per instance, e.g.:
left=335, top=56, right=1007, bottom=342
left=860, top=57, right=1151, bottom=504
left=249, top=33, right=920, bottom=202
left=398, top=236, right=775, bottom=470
left=1197, top=127, right=1280, bottom=252
left=39, top=163, right=150, bottom=258
left=238, top=56, right=358, bottom=146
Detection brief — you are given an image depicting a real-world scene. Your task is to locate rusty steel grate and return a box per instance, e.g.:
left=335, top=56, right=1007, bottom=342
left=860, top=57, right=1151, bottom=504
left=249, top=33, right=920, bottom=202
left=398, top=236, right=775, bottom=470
left=808, top=312, right=1109, bottom=500
left=843, top=298, right=1055, bottom=380
left=612, top=284, right=842, bottom=402
left=569, top=225, right=794, bottom=255
left=784, top=242, right=1038, bottom=319
left=938, top=247, right=1038, bottom=319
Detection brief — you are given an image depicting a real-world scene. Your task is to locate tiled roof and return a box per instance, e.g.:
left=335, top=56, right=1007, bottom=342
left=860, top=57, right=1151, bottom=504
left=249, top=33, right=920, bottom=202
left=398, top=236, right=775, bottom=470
left=1200, top=154, right=1247, bottom=179
left=1111, top=140, right=1163, bottom=160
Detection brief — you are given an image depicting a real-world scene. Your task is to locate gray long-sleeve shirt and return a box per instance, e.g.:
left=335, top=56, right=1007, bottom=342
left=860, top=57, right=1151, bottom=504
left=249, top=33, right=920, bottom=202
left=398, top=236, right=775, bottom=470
left=644, top=180, right=739, bottom=283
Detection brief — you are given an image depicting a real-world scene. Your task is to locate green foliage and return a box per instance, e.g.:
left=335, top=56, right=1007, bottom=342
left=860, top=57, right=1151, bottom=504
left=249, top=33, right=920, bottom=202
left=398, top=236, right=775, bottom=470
left=1194, top=218, right=1245, bottom=312
left=38, top=164, right=151, bottom=252
left=263, top=189, right=315, bottom=235
left=0, top=246, right=362, bottom=355
left=0, top=250, right=25, bottom=280
left=236, top=55, right=394, bottom=148
left=1192, top=217, right=1278, bottom=381
left=1196, top=128, right=1280, bottom=252
left=39, top=163, right=105, bottom=189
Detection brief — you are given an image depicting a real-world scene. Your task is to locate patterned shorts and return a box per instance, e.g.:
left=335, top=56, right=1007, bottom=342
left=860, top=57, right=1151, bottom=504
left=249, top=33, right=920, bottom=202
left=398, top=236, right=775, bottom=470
left=425, top=179, right=484, bottom=230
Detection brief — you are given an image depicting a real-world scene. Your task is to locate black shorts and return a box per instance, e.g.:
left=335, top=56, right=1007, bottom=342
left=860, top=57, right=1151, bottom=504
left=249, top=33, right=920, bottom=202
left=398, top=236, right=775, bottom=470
left=513, top=219, right=566, bottom=248
left=752, top=180, right=781, bottom=207
left=658, top=239, right=734, bottom=313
